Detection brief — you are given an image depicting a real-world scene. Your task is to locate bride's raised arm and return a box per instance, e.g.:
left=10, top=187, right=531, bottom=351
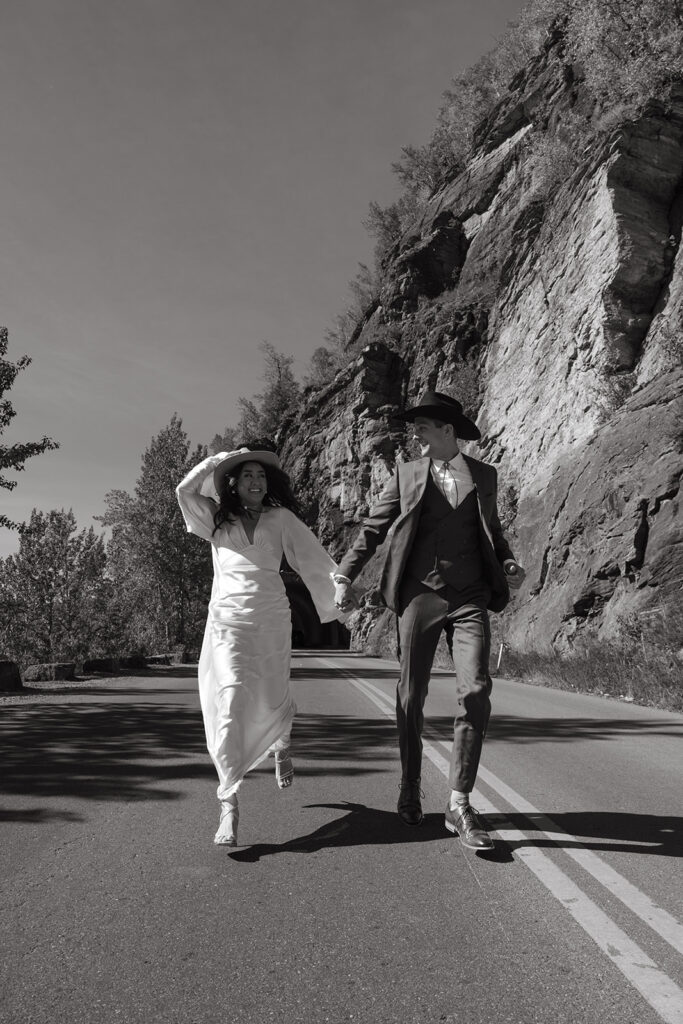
left=175, top=451, right=230, bottom=542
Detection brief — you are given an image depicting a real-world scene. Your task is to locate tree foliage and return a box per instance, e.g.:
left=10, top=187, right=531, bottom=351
left=0, top=326, right=59, bottom=528
left=318, top=0, right=683, bottom=396
left=387, top=0, right=683, bottom=202
left=565, top=0, right=683, bottom=110
left=99, top=414, right=211, bottom=655
left=301, top=263, right=383, bottom=391
left=212, top=341, right=301, bottom=450
left=0, top=509, right=110, bottom=665
left=303, top=345, right=347, bottom=391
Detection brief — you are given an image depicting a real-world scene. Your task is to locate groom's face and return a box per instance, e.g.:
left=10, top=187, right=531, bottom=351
left=411, top=417, right=458, bottom=460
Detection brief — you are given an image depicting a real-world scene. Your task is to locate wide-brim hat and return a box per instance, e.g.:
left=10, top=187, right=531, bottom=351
left=400, top=390, right=481, bottom=441
left=213, top=447, right=282, bottom=493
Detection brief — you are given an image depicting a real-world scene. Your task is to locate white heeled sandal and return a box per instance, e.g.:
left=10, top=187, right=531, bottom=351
left=274, top=748, right=294, bottom=789
left=214, top=803, right=239, bottom=846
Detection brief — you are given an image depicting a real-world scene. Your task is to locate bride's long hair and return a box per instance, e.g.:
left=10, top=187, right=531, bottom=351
left=212, top=459, right=302, bottom=535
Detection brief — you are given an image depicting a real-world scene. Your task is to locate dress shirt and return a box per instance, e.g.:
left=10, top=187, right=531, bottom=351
left=430, top=453, right=474, bottom=509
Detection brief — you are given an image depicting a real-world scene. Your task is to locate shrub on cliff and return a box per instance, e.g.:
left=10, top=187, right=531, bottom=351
left=566, top=0, right=683, bottom=115
left=386, top=0, right=683, bottom=210
left=212, top=341, right=301, bottom=449
left=302, top=264, right=382, bottom=390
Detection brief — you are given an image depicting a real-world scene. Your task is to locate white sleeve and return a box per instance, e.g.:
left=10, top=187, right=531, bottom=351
left=175, top=453, right=227, bottom=542
left=281, top=509, right=345, bottom=623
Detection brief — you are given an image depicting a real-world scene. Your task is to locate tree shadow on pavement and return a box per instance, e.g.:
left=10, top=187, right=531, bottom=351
left=427, top=714, right=683, bottom=744
left=228, top=802, right=454, bottom=862
left=486, top=810, right=683, bottom=858
left=0, top=706, right=400, bottom=821
left=293, top=668, right=399, bottom=681
left=0, top=701, right=213, bottom=814
left=286, top=713, right=397, bottom=774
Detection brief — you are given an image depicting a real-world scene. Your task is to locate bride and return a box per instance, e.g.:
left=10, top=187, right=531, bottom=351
left=176, top=445, right=349, bottom=846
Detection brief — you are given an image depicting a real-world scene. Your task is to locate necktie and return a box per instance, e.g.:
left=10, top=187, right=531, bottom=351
left=442, top=461, right=459, bottom=508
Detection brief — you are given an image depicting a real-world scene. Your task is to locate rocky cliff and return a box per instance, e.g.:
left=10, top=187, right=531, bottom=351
left=280, top=32, right=683, bottom=659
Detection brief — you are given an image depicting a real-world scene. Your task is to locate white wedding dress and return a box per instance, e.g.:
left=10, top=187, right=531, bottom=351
left=176, top=455, right=342, bottom=799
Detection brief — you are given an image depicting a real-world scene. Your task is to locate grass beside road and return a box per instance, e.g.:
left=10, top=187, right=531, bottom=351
left=498, top=643, right=683, bottom=713
left=497, top=604, right=683, bottom=712
left=364, top=603, right=683, bottom=714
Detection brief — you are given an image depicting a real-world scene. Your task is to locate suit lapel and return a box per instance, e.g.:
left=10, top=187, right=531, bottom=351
left=399, top=458, right=430, bottom=514
left=463, top=454, right=487, bottom=492
left=463, top=454, right=495, bottom=543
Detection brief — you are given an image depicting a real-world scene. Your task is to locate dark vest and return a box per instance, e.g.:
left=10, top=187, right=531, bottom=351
left=403, top=475, right=486, bottom=591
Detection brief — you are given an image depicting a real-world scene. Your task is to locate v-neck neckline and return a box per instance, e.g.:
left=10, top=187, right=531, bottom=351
left=238, top=508, right=268, bottom=546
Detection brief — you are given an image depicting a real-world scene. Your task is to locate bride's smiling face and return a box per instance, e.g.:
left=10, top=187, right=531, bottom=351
left=235, top=461, right=267, bottom=509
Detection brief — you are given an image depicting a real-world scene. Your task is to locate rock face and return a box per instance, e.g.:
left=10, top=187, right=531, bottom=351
left=282, top=34, right=683, bottom=659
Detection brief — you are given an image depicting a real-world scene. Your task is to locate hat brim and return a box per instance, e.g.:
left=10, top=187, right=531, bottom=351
left=213, top=449, right=282, bottom=492
left=401, top=404, right=481, bottom=441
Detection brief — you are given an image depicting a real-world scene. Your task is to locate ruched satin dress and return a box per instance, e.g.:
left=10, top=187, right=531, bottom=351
left=176, top=456, right=342, bottom=800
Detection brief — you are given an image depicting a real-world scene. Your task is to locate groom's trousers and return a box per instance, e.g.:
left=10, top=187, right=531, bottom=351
left=396, top=576, right=492, bottom=792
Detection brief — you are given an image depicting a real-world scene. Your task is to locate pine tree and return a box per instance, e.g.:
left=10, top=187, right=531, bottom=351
left=213, top=341, right=301, bottom=447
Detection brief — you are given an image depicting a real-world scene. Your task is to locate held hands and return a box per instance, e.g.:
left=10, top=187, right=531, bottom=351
left=504, top=560, right=526, bottom=590
left=334, top=581, right=361, bottom=612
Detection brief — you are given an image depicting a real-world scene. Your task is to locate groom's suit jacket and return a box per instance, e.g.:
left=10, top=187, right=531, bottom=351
left=337, top=455, right=515, bottom=614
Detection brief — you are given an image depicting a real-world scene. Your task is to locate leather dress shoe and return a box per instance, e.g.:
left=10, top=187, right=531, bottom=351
left=397, top=780, right=424, bottom=826
left=445, top=803, right=494, bottom=850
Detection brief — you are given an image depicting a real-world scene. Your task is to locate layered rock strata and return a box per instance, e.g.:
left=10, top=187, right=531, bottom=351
left=282, top=35, right=683, bottom=659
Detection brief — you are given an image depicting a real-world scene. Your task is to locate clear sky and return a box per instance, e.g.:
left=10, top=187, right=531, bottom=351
left=0, top=0, right=527, bottom=557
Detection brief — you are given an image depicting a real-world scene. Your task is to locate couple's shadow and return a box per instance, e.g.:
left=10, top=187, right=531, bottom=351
left=228, top=801, right=510, bottom=863
left=228, top=802, right=683, bottom=864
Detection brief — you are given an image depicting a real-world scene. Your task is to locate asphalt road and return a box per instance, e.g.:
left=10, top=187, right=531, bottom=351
left=1, top=652, right=682, bottom=1024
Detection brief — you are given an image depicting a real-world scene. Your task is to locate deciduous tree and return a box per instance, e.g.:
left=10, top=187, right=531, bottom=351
left=99, top=414, right=211, bottom=655
left=0, top=509, right=109, bottom=665
left=0, top=327, right=59, bottom=529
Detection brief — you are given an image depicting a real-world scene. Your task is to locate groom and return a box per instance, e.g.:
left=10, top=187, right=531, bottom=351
left=333, top=392, right=524, bottom=850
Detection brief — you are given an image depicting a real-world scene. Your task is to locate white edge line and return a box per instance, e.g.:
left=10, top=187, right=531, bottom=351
left=339, top=660, right=683, bottom=958
left=316, top=658, right=683, bottom=1024
left=474, top=763, right=683, bottom=959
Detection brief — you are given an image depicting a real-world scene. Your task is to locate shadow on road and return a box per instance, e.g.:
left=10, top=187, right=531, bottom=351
left=0, top=700, right=212, bottom=816
left=293, top=668, right=399, bottom=681
left=285, top=712, right=396, bottom=776
left=230, top=803, right=682, bottom=863
left=1, top=703, right=399, bottom=821
left=228, top=802, right=456, bottom=862
left=426, top=714, right=683, bottom=744
left=487, top=810, right=683, bottom=858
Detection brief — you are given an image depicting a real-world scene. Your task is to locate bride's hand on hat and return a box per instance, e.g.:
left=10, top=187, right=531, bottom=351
left=210, top=449, right=246, bottom=467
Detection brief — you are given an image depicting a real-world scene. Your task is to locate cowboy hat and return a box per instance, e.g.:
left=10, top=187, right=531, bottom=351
left=400, top=390, right=481, bottom=441
left=213, top=447, right=282, bottom=493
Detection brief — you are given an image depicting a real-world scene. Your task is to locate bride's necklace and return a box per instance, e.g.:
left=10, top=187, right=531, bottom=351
left=241, top=504, right=263, bottom=518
